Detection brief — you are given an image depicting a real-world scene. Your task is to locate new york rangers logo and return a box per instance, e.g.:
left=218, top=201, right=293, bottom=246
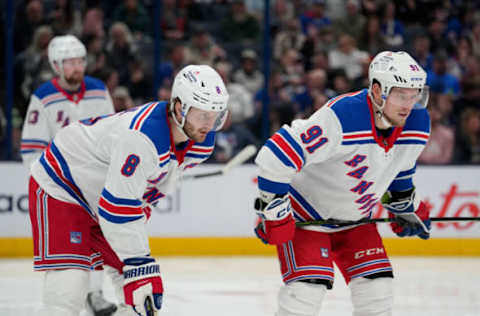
left=321, top=248, right=329, bottom=258
left=70, top=232, right=82, bottom=244
left=216, top=86, right=221, bottom=94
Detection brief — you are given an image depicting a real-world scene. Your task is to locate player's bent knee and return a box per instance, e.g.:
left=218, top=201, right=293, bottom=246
left=350, top=276, right=393, bottom=316
left=277, top=281, right=328, bottom=316
left=42, top=269, right=90, bottom=315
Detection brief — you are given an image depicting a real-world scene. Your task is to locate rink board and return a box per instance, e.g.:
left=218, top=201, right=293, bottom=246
left=0, top=163, right=479, bottom=257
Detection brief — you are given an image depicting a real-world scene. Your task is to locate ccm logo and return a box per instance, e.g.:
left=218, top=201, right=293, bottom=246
left=354, top=248, right=385, bottom=259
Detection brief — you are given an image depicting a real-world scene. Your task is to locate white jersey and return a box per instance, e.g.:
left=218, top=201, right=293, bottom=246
left=21, top=76, right=114, bottom=167
left=255, top=89, right=430, bottom=232
left=31, top=101, right=216, bottom=260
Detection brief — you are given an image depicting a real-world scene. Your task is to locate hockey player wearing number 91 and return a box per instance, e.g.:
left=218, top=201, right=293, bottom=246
left=254, top=51, right=431, bottom=316
left=27, top=65, right=229, bottom=315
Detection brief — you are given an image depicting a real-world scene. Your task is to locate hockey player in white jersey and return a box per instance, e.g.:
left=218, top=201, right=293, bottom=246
left=20, top=35, right=117, bottom=316
left=254, top=51, right=431, bottom=316
left=27, top=64, right=229, bottom=316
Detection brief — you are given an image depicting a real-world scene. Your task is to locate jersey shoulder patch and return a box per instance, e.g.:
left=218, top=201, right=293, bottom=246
left=130, top=102, right=171, bottom=156
left=327, top=89, right=370, bottom=133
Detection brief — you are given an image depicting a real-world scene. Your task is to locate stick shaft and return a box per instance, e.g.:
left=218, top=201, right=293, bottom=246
left=296, top=217, right=480, bottom=227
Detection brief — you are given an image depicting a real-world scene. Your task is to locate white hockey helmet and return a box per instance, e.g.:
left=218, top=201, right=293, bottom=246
left=170, top=64, right=229, bottom=130
left=369, top=51, right=428, bottom=108
left=48, top=35, right=87, bottom=76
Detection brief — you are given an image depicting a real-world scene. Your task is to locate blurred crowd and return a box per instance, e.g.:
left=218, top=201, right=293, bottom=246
left=1, top=0, right=480, bottom=164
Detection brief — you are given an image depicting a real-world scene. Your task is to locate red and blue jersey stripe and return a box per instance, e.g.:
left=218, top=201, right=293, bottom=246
left=158, top=151, right=170, bottom=168
left=21, top=138, right=49, bottom=154
left=39, top=142, right=94, bottom=219
left=265, top=127, right=305, bottom=171
left=388, top=165, right=416, bottom=192
left=98, top=188, right=144, bottom=224
left=186, top=144, right=214, bottom=159
left=281, top=241, right=334, bottom=283
left=342, top=131, right=375, bottom=145
left=394, top=131, right=429, bottom=145
left=129, top=102, right=158, bottom=131
left=289, top=187, right=323, bottom=222
left=346, top=258, right=392, bottom=279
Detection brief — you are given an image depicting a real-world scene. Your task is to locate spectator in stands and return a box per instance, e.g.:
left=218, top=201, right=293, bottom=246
left=394, top=0, right=425, bottom=28
left=112, top=0, right=150, bottom=36
left=47, top=0, right=82, bottom=36
left=233, top=49, right=264, bottom=96
left=215, top=61, right=254, bottom=125
left=448, top=36, right=473, bottom=81
left=359, top=14, right=386, bottom=55
left=273, top=19, right=306, bottom=61
left=105, top=22, right=137, bottom=85
left=83, top=34, right=107, bottom=76
left=161, top=0, right=187, bottom=41
left=294, top=68, right=335, bottom=116
left=436, top=93, right=455, bottom=126
left=93, top=67, right=120, bottom=98
left=328, top=33, right=369, bottom=81
left=184, top=27, right=225, bottom=66
left=309, top=51, right=330, bottom=72
left=211, top=111, right=259, bottom=163
left=331, top=70, right=352, bottom=95
left=253, top=70, right=295, bottom=136
left=278, top=48, right=304, bottom=91
left=418, top=101, right=454, bottom=164
left=14, top=26, right=55, bottom=117
left=460, top=54, right=480, bottom=104
left=411, top=33, right=433, bottom=73
left=219, top=0, right=260, bottom=45
left=14, top=0, right=47, bottom=54
left=112, top=86, right=134, bottom=112
left=127, top=58, right=152, bottom=104
left=82, top=7, right=105, bottom=38
left=427, top=17, right=452, bottom=54
left=470, top=19, right=480, bottom=57
left=300, top=24, right=336, bottom=69
left=426, top=50, right=460, bottom=97
left=299, top=0, right=331, bottom=36
left=334, top=0, right=366, bottom=42
left=381, top=1, right=405, bottom=48
left=157, top=86, right=171, bottom=102
left=157, top=44, right=186, bottom=88
left=454, top=108, right=480, bottom=164
left=270, top=0, right=295, bottom=36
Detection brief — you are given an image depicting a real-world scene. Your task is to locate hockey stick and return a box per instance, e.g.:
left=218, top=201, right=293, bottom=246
left=183, top=144, right=257, bottom=180
left=296, top=217, right=480, bottom=227
left=144, top=296, right=156, bottom=316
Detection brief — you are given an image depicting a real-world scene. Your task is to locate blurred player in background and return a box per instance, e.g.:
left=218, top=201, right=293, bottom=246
left=27, top=65, right=229, bottom=315
left=20, top=35, right=117, bottom=316
left=254, top=51, right=431, bottom=316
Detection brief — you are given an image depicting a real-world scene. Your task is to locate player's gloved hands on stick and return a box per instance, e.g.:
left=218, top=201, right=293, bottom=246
left=382, top=189, right=431, bottom=240
left=254, top=194, right=296, bottom=245
left=123, top=257, right=163, bottom=316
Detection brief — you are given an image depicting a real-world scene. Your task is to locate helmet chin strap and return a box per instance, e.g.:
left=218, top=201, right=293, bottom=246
left=369, top=91, right=394, bottom=129
left=170, top=110, right=191, bottom=139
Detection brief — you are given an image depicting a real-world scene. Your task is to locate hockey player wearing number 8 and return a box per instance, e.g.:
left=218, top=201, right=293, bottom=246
left=27, top=65, right=229, bottom=315
left=254, top=51, right=431, bottom=316
left=21, top=35, right=117, bottom=316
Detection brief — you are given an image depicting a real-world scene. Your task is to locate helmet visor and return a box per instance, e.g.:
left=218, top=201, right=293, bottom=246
left=186, top=108, right=228, bottom=131
left=387, top=86, right=429, bottom=109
